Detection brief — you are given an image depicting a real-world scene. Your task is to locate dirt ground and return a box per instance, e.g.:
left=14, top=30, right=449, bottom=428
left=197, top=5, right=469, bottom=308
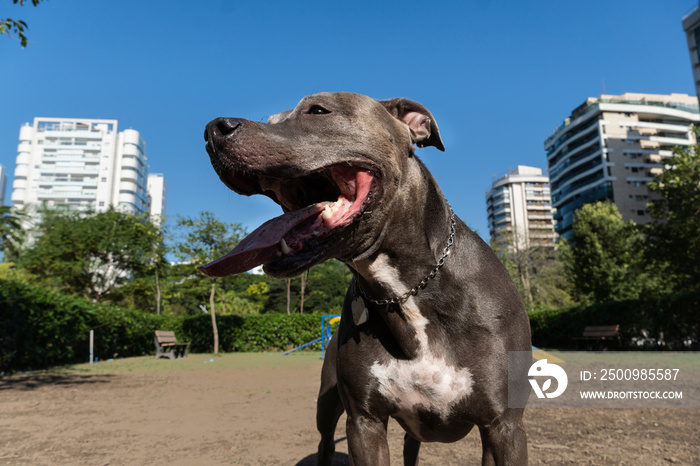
left=0, top=353, right=698, bottom=466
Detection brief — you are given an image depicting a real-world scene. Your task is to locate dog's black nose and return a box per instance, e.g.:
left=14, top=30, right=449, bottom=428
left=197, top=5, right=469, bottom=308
left=205, top=118, right=242, bottom=142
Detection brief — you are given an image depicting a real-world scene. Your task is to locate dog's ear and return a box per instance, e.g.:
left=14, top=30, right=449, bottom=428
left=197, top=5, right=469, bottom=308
left=379, top=98, right=445, bottom=152
left=268, top=109, right=293, bottom=124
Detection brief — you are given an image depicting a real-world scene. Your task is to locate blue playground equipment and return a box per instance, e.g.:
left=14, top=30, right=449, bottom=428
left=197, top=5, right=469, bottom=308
left=281, top=314, right=341, bottom=358
left=281, top=315, right=561, bottom=365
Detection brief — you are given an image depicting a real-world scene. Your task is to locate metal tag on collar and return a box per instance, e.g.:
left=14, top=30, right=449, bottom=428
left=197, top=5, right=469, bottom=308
left=351, top=296, right=368, bottom=326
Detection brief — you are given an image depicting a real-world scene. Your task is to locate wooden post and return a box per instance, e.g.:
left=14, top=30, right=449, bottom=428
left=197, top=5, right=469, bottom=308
left=89, top=330, right=94, bottom=364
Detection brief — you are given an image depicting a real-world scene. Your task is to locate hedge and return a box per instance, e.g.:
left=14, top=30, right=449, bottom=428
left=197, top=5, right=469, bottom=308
left=0, top=279, right=180, bottom=373
left=181, top=313, right=327, bottom=353
left=530, top=292, right=700, bottom=349
left=3, top=276, right=698, bottom=373
left=1, top=278, right=336, bottom=372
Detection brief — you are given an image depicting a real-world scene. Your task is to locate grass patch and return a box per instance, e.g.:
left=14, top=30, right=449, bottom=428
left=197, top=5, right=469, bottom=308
left=10, top=352, right=324, bottom=377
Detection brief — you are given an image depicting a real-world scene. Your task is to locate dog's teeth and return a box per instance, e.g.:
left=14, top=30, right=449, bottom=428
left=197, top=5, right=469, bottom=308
left=280, top=239, right=291, bottom=255
left=322, top=205, right=333, bottom=220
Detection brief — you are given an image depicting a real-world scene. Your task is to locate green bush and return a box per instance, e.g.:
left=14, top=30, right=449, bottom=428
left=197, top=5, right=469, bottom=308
left=530, top=292, right=700, bottom=349
left=1, top=277, right=338, bottom=372
left=181, top=314, right=245, bottom=353
left=182, top=313, right=327, bottom=353
left=8, top=270, right=696, bottom=373
left=0, top=279, right=180, bottom=372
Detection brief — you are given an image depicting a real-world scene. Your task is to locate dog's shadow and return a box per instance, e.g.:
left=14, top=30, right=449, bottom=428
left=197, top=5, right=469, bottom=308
left=294, top=452, right=349, bottom=466
left=294, top=437, right=349, bottom=466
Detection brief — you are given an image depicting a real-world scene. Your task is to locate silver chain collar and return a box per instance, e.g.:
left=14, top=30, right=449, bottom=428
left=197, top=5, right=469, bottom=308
left=356, top=206, right=456, bottom=306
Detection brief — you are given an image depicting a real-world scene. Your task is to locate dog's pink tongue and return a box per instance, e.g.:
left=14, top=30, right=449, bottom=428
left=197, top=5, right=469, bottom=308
left=198, top=204, right=323, bottom=277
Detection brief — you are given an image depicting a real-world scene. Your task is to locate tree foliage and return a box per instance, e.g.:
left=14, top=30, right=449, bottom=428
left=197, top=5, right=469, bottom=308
left=17, top=207, right=164, bottom=301
left=491, top=233, right=573, bottom=312
left=173, top=211, right=245, bottom=353
left=646, top=138, right=700, bottom=293
left=0, top=205, right=24, bottom=260
left=1, top=0, right=44, bottom=48
left=561, top=201, right=655, bottom=305
left=263, top=259, right=351, bottom=314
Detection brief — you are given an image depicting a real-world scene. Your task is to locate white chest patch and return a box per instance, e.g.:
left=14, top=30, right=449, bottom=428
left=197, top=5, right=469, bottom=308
left=365, top=254, right=473, bottom=420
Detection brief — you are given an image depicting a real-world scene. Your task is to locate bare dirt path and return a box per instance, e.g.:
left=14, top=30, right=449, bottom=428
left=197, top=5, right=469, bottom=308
left=0, top=353, right=697, bottom=465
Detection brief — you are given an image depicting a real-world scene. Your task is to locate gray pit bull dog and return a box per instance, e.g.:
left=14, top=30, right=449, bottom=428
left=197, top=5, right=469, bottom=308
left=201, top=92, right=531, bottom=465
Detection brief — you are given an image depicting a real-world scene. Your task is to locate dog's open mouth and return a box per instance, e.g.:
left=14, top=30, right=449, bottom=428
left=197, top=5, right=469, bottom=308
left=199, top=165, right=378, bottom=277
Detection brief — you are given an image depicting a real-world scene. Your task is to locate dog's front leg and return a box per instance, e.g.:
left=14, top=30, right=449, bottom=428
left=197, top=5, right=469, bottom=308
left=316, top=335, right=344, bottom=466
left=346, top=414, right=390, bottom=465
left=478, top=408, right=528, bottom=466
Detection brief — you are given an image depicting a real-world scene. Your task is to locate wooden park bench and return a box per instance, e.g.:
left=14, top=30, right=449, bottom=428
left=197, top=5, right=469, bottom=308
left=573, top=325, right=620, bottom=350
left=154, top=330, right=189, bottom=359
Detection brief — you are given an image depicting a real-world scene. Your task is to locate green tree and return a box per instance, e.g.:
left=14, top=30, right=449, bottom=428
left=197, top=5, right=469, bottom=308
left=173, top=212, right=245, bottom=354
left=305, top=260, right=351, bottom=313
left=562, top=201, right=653, bottom=305
left=261, top=260, right=351, bottom=314
left=18, top=207, right=163, bottom=301
left=491, top=232, right=573, bottom=311
left=0, top=205, right=24, bottom=260
left=646, top=138, right=700, bottom=293
left=1, top=0, right=44, bottom=48
left=162, top=264, right=267, bottom=317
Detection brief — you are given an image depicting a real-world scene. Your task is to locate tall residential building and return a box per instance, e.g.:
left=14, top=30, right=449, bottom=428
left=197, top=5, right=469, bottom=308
left=544, top=93, right=699, bottom=239
left=12, top=118, right=158, bottom=216
left=486, top=165, right=556, bottom=250
left=683, top=3, right=700, bottom=98
left=0, top=164, right=7, bottom=205
left=147, top=173, right=167, bottom=220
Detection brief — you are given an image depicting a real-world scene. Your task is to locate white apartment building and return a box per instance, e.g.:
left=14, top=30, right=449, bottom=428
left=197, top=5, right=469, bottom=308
left=11, top=118, right=162, bottom=216
left=0, top=164, right=7, bottom=205
left=683, top=3, right=700, bottom=98
left=147, top=173, right=167, bottom=220
left=486, top=165, right=556, bottom=250
left=544, top=93, right=699, bottom=239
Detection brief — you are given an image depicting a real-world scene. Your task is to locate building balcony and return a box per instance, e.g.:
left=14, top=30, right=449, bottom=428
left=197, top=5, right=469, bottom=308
left=11, top=190, right=25, bottom=203
left=120, top=156, right=140, bottom=169
left=37, top=191, right=96, bottom=200
left=121, top=129, right=142, bottom=147
left=119, top=192, right=137, bottom=205
left=639, top=140, right=661, bottom=150
left=19, top=124, right=33, bottom=141
left=14, top=165, right=29, bottom=178
left=119, top=180, right=141, bottom=194
left=549, top=145, right=602, bottom=180
left=121, top=144, right=143, bottom=158
left=552, top=167, right=606, bottom=203
left=651, top=135, right=693, bottom=146
left=53, top=152, right=101, bottom=161
left=529, top=223, right=555, bottom=230
left=46, top=166, right=100, bottom=175
left=120, top=170, right=138, bottom=183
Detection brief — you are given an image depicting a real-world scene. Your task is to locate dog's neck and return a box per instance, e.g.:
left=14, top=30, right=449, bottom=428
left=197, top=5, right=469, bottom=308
left=347, top=165, right=454, bottom=359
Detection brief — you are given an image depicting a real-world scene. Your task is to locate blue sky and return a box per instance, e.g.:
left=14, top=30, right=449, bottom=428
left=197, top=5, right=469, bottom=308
left=1, top=0, right=697, bottom=241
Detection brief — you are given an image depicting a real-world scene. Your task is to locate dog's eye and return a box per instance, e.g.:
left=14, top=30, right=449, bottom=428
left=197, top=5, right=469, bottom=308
left=308, top=105, right=330, bottom=115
